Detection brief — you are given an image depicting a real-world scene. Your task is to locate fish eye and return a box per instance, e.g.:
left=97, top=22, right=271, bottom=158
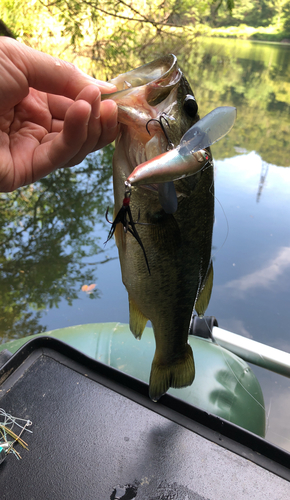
left=184, top=95, right=198, bottom=117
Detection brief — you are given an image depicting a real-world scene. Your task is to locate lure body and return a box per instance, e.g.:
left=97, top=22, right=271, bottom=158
left=127, top=149, right=210, bottom=186
left=127, top=106, right=236, bottom=186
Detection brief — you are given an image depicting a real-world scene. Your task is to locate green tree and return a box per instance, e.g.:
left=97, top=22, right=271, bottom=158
left=41, top=0, right=207, bottom=76
left=0, top=0, right=235, bottom=77
left=283, top=1, right=290, bottom=34
left=208, top=0, right=235, bottom=26
left=207, top=0, right=286, bottom=28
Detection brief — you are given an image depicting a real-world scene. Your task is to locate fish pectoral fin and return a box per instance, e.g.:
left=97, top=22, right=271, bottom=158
left=129, top=296, right=148, bottom=340
left=195, top=260, right=214, bottom=316
left=149, top=344, right=195, bottom=402
left=158, top=181, right=178, bottom=214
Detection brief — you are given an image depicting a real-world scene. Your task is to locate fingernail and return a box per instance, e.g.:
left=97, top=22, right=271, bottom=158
left=86, top=76, right=116, bottom=89
left=106, top=105, right=118, bottom=129
left=92, top=96, right=100, bottom=120
left=96, top=80, right=116, bottom=89
left=77, top=68, right=116, bottom=90
left=86, top=77, right=116, bottom=89
left=85, top=108, right=92, bottom=126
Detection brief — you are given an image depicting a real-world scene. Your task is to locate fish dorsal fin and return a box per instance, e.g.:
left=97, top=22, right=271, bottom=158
left=195, top=261, right=214, bottom=316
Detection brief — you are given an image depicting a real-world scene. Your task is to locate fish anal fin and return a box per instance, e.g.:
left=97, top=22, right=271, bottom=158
left=195, top=260, right=214, bottom=316
left=129, top=296, right=148, bottom=340
left=149, top=344, right=195, bottom=402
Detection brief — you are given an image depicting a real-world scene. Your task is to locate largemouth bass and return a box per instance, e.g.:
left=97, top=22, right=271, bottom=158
left=103, top=55, right=215, bottom=401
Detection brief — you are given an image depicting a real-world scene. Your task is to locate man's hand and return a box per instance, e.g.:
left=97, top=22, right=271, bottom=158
left=0, top=37, right=118, bottom=192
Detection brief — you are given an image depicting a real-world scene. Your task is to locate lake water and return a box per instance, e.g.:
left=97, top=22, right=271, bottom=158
left=1, top=38, right=290, bottom=452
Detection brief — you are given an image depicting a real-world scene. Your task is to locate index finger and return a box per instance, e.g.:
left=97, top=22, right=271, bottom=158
left=0, top=37, right=117, bottom=99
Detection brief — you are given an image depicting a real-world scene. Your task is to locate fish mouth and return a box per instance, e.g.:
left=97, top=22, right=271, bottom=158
left=105, top=55, right=186, bottom=214
left=101, top=54, right=182, bottom=130
left=108, top=54, right=181, bottom=100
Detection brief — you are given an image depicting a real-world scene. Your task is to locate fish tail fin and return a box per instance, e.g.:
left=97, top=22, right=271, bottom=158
left=149, top=344, right=195, bottom=402
left=129, top=295, right=148, bottom=340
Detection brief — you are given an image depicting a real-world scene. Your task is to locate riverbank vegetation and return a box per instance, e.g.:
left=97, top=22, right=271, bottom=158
left=207, top=0, right=290, bottom=42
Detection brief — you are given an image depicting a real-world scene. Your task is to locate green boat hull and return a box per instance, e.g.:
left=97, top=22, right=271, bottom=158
left=0, top=322, right=265, bottom=437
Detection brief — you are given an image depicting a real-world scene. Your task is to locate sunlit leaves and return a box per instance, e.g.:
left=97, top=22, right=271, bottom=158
left=0, top=0, right=214, bottom=77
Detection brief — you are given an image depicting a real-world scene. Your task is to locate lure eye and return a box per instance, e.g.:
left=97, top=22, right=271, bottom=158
left=184, top=95, right=198, bottom=118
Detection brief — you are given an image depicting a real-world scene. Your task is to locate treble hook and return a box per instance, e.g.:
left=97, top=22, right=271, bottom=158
left=104, top=182, right=151, bottom=274
left=146, top=114, right=174, bottom=150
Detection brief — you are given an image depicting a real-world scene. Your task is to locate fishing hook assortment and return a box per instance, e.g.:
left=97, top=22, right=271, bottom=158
left=0, top=408, right=32, bottom=463
left=146, top=114, right=174, bottom=150
left=105, top=181, right=150, bottom=274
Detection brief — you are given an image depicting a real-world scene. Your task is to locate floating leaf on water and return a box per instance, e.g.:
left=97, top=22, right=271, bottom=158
left=81, top=284, right=96, bottom=293
left=87, top=284, right=96, bottom=292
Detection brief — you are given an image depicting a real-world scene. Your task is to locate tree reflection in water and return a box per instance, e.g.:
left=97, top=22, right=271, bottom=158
left=0, top=145, right=115, bottom=342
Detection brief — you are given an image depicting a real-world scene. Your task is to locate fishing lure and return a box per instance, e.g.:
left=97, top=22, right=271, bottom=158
left=127, top=106, right=236, bottom=186
left=105, top=182, right=151, bottom=274
left=106, top=107, right=236, bottom=269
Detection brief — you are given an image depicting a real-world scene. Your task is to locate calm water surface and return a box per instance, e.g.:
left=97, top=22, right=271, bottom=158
left=1, top=39, right=290, bottom=451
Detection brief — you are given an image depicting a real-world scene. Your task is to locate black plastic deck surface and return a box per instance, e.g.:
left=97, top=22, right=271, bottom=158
left=0, top=337, right=289, bottom=499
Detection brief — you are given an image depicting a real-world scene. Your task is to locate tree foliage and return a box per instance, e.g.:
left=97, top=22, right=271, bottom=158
left=207, top=0, right=290, bottom=29
left=0, top=0, right=201, bottom=76
left=283, top=1, right=290, bottom=34
left=0, top=0, right=237, bottom=77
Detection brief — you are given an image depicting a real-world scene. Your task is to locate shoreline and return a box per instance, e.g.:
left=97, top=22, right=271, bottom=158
left=205, top=24, right=290, bottom=45
left=210, top=36, right=290, bottom=46
left=200, top=33, right=290, bottom=47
